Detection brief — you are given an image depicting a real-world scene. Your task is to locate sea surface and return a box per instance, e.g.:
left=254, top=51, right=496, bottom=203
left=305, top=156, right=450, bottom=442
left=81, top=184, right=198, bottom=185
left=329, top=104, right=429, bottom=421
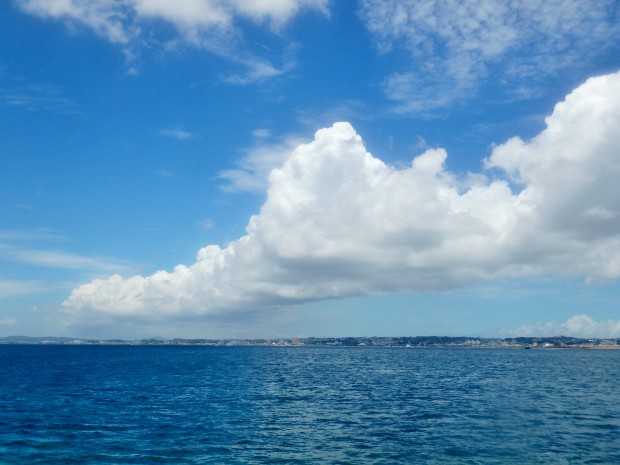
left=0, top=345, right=618, bottom=464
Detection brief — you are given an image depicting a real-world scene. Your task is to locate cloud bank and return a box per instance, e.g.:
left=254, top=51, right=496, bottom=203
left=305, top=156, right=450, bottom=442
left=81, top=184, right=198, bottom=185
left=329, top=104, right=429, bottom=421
left=63, top=71, right=620, bottom=326
left=358, top=0, right=620, bottom=111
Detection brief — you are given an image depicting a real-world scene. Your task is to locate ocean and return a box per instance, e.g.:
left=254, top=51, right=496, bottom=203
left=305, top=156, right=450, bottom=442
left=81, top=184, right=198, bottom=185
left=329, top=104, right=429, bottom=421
left=0, top=345, right=618, bottom=464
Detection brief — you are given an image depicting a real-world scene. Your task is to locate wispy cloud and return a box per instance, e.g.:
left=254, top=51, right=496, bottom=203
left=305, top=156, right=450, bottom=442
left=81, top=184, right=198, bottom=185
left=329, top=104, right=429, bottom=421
left=252, top=129, right=272, bottom=139
left=199, top=218, right=215, bottom=230
left=15, top=0, right=329, bottom=81
left=159, top=128, right=194, bottom=140
left=0, top=279, right=47, bottom=298
left=222, top=56, right=295, bottom=85
left=219, top=132, right=308, bottom=193
left=16, top=0, right=135, bottom=44
left=0, top=228, right=135, bottom=275
left=0, top=83, right=80, bottom=114
left=358, top=0, right=620, bottom=113
left=5, top=248, right=133, bottom=274
left=0, top=227, right=65, bottom=243
left=0, top=317, right=17, bottom=326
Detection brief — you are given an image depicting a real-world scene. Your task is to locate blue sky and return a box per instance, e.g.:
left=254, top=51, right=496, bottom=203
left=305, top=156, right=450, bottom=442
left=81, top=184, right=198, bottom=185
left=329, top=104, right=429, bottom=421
left=2, top=0, right=620, bottom=340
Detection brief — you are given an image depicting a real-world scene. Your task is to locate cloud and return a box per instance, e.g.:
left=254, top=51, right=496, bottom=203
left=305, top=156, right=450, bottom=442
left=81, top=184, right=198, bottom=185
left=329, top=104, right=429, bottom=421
left=0, top=227, right=64, bottom=242
left=514, top=315, right=620, bottom=339
left=16, top=0, right=134, bottom=44
left=0, top=82, right=81, bottom=114
left=63, top=71, right=620, bottom=328
left=219, top=132, right=308, bottom=193
left=0, top=280, right=46, bottom=298
left=485, top=72, right=620, bottom=282
left=131, top=0, right=328, bottom=31
left=199, top=218, right=214, bottom=230
left=252, top=128, right=272, bottom=139
left=16, top=0, right=328, bottom=38
left=222, top=56, right=294, bottom=85
left=0, top=317, right=17, bottom=326
left=0, top=228, right=135, bottom=275
left=159, top=128, right=194, bottom=140
left=358, top=0, right=620, bottom=112
left=229, top=0, right=329, bottom=30
left=15, top=0, right=329, bottom=80
left=6, top=249, right=134, bottom=274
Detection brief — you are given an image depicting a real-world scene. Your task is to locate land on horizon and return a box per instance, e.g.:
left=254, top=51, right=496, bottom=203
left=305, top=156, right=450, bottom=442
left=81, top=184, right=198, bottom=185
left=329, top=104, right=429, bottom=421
left=2, top=335, right=619, bottom=349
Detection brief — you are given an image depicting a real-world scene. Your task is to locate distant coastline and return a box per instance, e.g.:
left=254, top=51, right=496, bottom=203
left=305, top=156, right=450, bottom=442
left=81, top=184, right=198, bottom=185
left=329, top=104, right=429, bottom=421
left=1, top=335, right=619, bottom=349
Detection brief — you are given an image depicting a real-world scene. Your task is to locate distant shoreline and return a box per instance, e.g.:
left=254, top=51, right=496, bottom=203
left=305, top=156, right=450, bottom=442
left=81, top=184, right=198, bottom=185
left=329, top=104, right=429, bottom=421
left=1, top=335, right=619, bottom=349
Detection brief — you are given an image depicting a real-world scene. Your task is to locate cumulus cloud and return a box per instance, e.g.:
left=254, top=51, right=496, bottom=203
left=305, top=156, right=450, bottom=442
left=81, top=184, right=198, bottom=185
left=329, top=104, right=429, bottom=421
left=486, top=72, right=620, bottom=282
left=358, top=0, right=620, bottom=112
left=15, top=0, right=328, bottom=79
left=62, top=71, right=620, bottom=327
left=515, top=315, right=620, bottom=339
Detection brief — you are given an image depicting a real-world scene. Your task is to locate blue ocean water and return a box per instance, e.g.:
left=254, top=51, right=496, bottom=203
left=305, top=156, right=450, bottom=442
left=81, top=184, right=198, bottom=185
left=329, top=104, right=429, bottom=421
left=0, top=346, right=618, bottom=464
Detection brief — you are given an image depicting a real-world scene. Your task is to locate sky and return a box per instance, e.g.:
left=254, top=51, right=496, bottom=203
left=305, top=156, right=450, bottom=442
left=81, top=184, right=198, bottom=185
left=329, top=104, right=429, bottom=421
left=1, top=0, right=620, bottom=340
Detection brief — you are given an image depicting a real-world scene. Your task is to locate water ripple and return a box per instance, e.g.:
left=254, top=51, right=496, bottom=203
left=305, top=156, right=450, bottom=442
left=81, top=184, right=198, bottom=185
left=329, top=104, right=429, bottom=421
left=0, top=346, right=619, bottom=464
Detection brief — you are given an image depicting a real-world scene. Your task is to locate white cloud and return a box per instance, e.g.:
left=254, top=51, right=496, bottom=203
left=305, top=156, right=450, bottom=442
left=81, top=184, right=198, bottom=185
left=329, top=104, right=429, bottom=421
left=0, top=280, right=46, bottom=298
left=0, top=82, right=81, bottom=114
left=485, top=72, right=620, bottom=282
left=16, top=0, right=134, bottom=44
left=222, top=56, right=294, bottom=84
left=0, top=317, right=17, bottom=326
left=358, top=0, right=620, bottom=112
left=230, top=0, right=329, bottom=30
left=515, top=315, right=620, bottom=338
left=199, top=218, right=214, bottom=230
left=252, top=128, right=272, bottom=139
left=0, top=228, right=135, bottom=275
left=7, top=249, right=134, bottom=274
left=17, top=0, right=328, bottom=36
left=219, top=133, right=308, bottom=193
left=0, top=227, right=64, bottom=242
left=133, top=0, right=231, bottom=30
left=63, top=71, right=620, bottom=328
left=132, top=0, right=328, bottom=30
left=159, top=128, right=194, bottom=140
left=16, top=0, right=328, bottom=80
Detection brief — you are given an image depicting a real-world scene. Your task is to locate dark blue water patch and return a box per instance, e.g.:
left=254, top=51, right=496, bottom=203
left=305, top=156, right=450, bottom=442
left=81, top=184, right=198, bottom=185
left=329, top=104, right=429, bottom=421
left=0, top=345, right=619, bottom=464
